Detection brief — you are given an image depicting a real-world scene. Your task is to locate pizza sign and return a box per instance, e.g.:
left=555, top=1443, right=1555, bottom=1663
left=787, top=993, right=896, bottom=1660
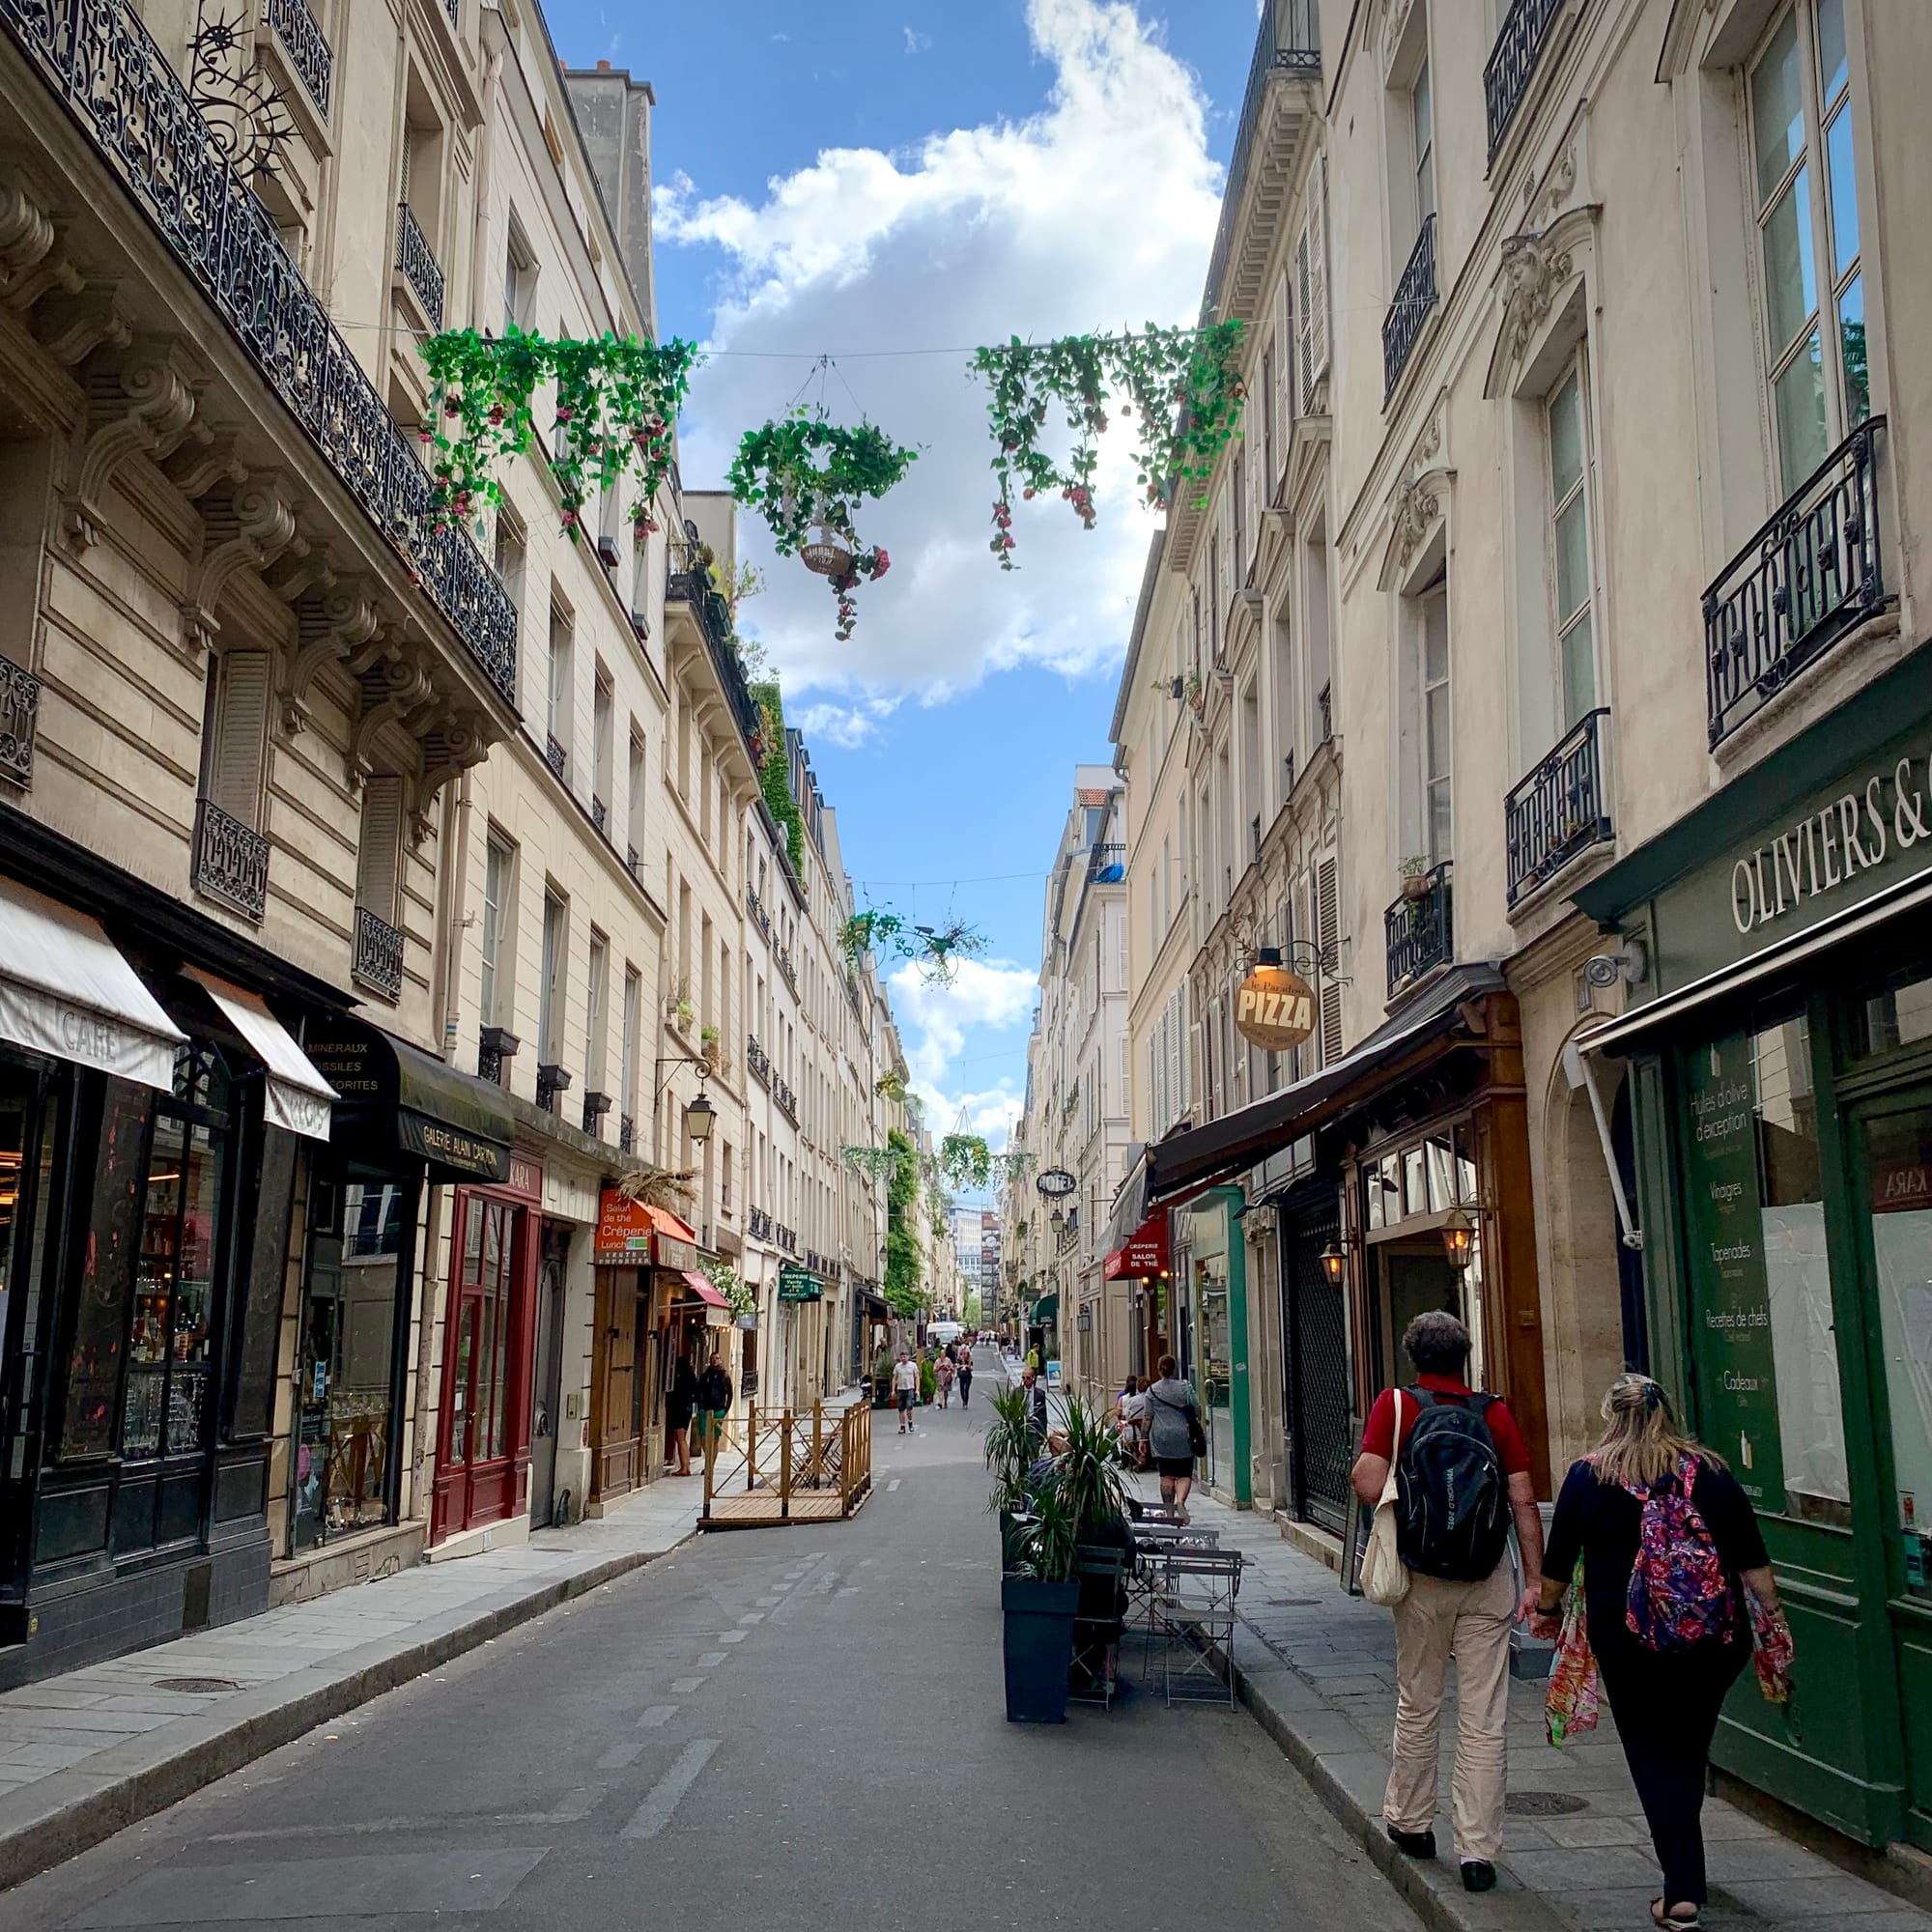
left=1235, top=954, right=1316, bottom=1052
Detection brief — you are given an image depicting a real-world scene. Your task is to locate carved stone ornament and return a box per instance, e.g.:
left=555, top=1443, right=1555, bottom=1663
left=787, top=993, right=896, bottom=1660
left=64, top=343, right=202, bottom=550
left=1482, top=205, right=1598, bottom=400
left=181, top=475, right=301, bottom=656
left=1391, top=471, right=1442, bottom=571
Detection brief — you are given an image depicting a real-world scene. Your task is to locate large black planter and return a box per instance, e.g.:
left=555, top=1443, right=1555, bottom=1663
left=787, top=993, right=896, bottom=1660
left=1001, top=1576, right=1078, bottom=1723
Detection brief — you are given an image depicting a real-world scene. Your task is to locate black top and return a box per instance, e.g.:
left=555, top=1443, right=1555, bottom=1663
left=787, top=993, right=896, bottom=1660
left=1543, top=1456, right=1770, bottom=1625
left=668, top=1360, right=699, bottom=1425
left=696, top=1365, right=732, bottom=1411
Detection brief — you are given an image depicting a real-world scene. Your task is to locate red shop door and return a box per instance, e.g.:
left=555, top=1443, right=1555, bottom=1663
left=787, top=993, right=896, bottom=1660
left=433, top=1193, right=531, bottom=1542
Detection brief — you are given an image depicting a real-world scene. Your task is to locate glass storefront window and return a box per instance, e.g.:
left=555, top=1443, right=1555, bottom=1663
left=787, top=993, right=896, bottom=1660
left=1751, top=1016, right=1851, bottom=1517
left=291, top=1171, right=412, bottom=1554
left=1425, top=1135, right=1456, bottom=1214
left=1860, top=973, right=1932, bottom=1060
left=1863, top=1103, right=1932, bottom=1593
left=1403, top=1146, right=1428, bottom=1219
left=61, top=1080, right=149, bottom=1458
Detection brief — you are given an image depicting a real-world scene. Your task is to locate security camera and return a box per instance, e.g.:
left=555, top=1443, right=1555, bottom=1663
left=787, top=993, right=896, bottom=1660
left=1584, top=939, right=1648, bottom=989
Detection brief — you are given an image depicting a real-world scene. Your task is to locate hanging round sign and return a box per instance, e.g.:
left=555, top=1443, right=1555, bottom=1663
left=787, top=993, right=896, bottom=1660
left=1235, top=949, right=1316, bottom=1052
left=1035, top=1168, right=1077, bottom=1198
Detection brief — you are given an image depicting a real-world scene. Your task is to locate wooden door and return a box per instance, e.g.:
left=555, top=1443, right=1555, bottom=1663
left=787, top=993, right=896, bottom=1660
left=589, top=1269, right=639, bottom=1502
left=434, top=1194, right=520, bottom=1540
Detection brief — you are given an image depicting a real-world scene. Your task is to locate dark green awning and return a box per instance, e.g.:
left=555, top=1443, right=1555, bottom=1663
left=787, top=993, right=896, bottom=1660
left=1031, top=1293, right=1059, bottom=1326
left=306, top=1018, right=513, bottom=1182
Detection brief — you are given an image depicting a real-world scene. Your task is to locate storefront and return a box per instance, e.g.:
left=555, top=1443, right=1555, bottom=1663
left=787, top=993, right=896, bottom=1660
left=1139, top=965, right=1551, bottom=1527
left=0, top=877, right=338, bottom=1684
left=1575, top=649, right=1932, bottom=1850
left=1104, top=1207, right=1170, bottom=1385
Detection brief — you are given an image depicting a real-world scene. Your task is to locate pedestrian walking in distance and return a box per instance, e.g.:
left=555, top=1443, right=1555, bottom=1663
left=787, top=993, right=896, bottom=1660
left=1350, top=1310, right=1545, bottom=1895
left=892, top=1350, right=919, bottom=1434
left=956, top=1346, right=974, bottom=1410
left=1533, top=1375, right=1785, bottom=1930
left=935, top=1351, right=955, bottom=1409
left=666, top=1351, right=699, bottom=1478
left=1143, top=1355, right=1202, bottom=1520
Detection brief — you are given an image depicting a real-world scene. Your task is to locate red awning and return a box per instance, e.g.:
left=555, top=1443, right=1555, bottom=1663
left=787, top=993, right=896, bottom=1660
left=648, top=1205, right=699, bottom=1244
left=680, top=1268, right=730, bottom=1310
left=1104, top=1213, right=1170, bottom=1280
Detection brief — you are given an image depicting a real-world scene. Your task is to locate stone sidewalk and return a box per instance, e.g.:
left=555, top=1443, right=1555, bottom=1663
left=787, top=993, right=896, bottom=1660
left=0, top=1480, right=701, bottom=1892
left=1154, top=1484, right=1929, bottom=1932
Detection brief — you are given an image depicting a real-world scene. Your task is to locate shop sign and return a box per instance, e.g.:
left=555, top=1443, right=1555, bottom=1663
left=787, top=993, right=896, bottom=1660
left=778, top=1264, right=823, bottom=1302
left=1036, top=1168, right=1077, bottom=1198
left=1684, top=1033, right=1786, bottom=1510
left=397, top=1111, right=510, bottom=1181
left=1234, top=959, right=1316, bottom=1051
left=594, top=1188, right=655, bottom=1265
left=1872, top=1161, right=1932, bottom=1213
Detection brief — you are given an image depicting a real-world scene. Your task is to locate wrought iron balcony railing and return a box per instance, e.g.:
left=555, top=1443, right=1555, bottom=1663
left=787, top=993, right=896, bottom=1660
left=0, top=0, right=518, bottom=705
left=591, top=795, right=607, bottom=834
left=668, top=534, right=762, bottom=756
left=746, top=884, right=772, bottom=939
left=352, top=903, right=404, bottom=1001
left=748, top=1207, right=774, bottom=1242
left=544, top=732, right=566, bottom=780
left=1385, top=862, right=1452, bottom=996
left=618, top=1112, right=635, bottom=1153
left=774, top=1079, right=798, bottom=1124
left=1086, top=841, right=1125, bottom=883
left=777, top=948, right=798, bottom=993
left=1383, top=215, right=1438, bottom=401
left=268, top=0, right=331, bottom=115
left=582, top=1090, right=611, bottom=1137
left=747, top=1036, right=771, bottom=1086
left=1705, top=417, right=1888, bottom=748
left=1485, top=0, right=1567, bottom=162
left=192, top=797, right=269, bottom=923
left=1505, top=708, right=1613, bottom=907
left=0, top=651, right=41, bottom=787
left=1201, top=0, right=1321, bottom=319
left=626, top=843, right=641, bottom=882
left=394, top=202, right=444, bottom=328
left=1317, top=680, right=1333, bottom=743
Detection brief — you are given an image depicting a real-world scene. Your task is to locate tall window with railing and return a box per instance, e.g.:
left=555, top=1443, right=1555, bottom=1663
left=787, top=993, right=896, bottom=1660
left=1547, top=357, right=1598, bottom=728
left=1748, top=0, right=1867, bottom=495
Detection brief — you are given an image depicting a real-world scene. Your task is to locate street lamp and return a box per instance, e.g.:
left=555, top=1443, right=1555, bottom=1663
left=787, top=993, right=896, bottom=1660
left=1319, top=1239, right=1346, bottom=1286
left=1441, top=1207, right=1474, bottom=1270
left=685, top=1089, right=716, bottom=1144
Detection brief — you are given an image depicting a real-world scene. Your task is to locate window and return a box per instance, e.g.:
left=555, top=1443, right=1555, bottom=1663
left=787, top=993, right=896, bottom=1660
left=1748, top=0, right=1865, bottom=494
left=1419, top=587, right=1451, bottom=864
left=585, top=931, right=609, bottom=1104
left=1261, top=345, right=1276, bottom=492
left=621, top=966, right=640, bottom=1125
left=627, top=730, right=646, bottom=860
left=1411, top=60, right=1435, bottom=232
left=201, top=650, right=272, bottom=830
left=494, top=509, right=526, bottom=616
left=503, top=221, right=537, bottom=334
left=592, top=670, right=613, bottom=817
left=1233, top=448, right=1247, bottom=580
left=539, top=890, right=566, bottom=1065
left=1295, top=155, right=1330, bottom=411
left=1547, top=361, right=1597, bottom=727
left=480, top=834, right=513, bottom=1031
left=546, top=605, right=573, bottom=771
left=355, top=776, right=404, bottom=928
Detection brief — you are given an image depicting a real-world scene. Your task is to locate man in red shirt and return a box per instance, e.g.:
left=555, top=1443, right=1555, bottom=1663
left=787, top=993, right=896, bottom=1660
left=1350, top=1310, right=1544, bottom=1896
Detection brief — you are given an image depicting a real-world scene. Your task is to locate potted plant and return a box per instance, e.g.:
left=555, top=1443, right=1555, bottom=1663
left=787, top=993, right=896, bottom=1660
left=676, top=996, right=696, bottom=1034
left=700, top=1024, right=720, bottom=1066
left=984, top=1383, right=1037, bottom=1573
left=1001, top=1484, right=1080, bottom=1724
left=1400, top=854, right=1434, bottom=901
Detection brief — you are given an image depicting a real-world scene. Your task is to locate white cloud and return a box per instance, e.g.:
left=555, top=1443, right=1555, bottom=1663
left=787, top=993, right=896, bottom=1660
left=887, top=957, right=1037, bottom=1140
left=903, top=25, right=933, bottom=53
left=792, top=695, right=900, bottom=748
left=657, top=0, right=1223, bottom=707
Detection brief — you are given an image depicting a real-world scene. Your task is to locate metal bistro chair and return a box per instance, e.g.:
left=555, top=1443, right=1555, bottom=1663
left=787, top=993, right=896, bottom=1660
left=1068, top=1546, right=1129, bottom=1710
left=1146, top=1548, right=1244, bottom=1707
left=1126, top=1523, right=1221, bottom=1637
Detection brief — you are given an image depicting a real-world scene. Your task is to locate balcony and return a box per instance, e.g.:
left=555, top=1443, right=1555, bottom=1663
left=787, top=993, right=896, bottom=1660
left=748, top=1207, right=774, bottom=1242
left=1086, top=841, right=1125, bottom=883
left=394, top=203, right=444, bottom=328
left=777, top=948, right=798, bottom=994
left=1383, top=215, right=1438, bottom=402
left=1201, top=0, right=1321, bottom=325
left=1318, top=681, right=1333, bottom=744
left=627, top=843, right=641, bottom=883
left=746, top=884, right=772, bottom=940
left=582, top=1090, right=611, bottom=1137
left=0, top=0, right=518, bottom=706
left=1485, top=0, right=1568, bottom=164
left=618, top=1113, right=636, bottom=1153
left=591, top=795, right=607, bottom=835
left=352, top=904, right=404, bottom=1002
left=1385, top=863, right=1453, bottom=996
left=536, top=1063, right=572, bottom=1115
left=668, top=534, right=762, bottom=756
left=192, top=798, right=268, bottom=923
left=747, top=1036, right=771, bottom=1086
left=1704, top=417, right=1888, bottom=749
left=774, top=1079, right=798, bottom=1125
left=1505, top=708, right=1613, bottom=907
left=268, top=0, right=332, bottom=115
left=478, top=1024, right=520, bottom=1085
left=544, top=733, right=567, bottom=781
left=0, top=651, right=41, bottom=788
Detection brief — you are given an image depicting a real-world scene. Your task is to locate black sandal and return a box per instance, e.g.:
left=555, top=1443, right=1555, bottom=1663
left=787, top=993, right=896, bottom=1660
left=1650, top=1902, right=1698, bottom=1929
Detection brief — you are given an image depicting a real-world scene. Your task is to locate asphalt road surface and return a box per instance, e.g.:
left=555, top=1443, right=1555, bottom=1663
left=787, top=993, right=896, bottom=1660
left=7, top=1350, right=1418, bottom=1932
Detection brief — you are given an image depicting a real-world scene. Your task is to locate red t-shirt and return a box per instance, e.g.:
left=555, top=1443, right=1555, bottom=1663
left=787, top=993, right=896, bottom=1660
left=1360, top=1375, right=1531, bottom=1477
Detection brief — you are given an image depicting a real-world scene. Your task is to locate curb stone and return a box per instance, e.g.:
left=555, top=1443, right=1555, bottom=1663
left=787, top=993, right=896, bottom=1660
left=0, top=1533, right=694, bottom=1895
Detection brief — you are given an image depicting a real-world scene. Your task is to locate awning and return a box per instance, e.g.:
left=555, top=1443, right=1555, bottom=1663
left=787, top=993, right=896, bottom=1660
left=1031, top=1293, right=1060, bottom=1327
left=304, top=1016, right=514, bottom=1181
left=0, top=876, right=185, bottom=1091
left=1105, top=1211, right=1170, bottom=1279
left=1144, top=964, right=1507, bottom=1207
left=1577, top=862, right=1932, bottom=1061
left=680, top=1268, right=731, bottom=1311
left=185, top=969, right=336, bottom=1141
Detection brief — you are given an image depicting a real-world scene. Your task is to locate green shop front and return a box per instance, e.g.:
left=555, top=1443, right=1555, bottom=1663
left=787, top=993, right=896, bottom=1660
left=1577, top=651, right=1932, bottom=1849
left=1184, top=1188, right=1252, bottom=1506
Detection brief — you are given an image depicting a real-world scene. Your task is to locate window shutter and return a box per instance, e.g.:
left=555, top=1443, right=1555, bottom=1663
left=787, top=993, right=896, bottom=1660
left=1310, top=155, right=1330, bottom=390
left=1273, top=271, right=1293, bottom=469
left=207, top=650, right=271, bottom=828
left=355, top=776, right=405, bottom=921
left=1316, top=850, right=1343, bottom=1065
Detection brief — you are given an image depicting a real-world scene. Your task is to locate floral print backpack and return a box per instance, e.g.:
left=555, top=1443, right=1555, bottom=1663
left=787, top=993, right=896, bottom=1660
left=1621, top=1453, right=1736, bottom=1650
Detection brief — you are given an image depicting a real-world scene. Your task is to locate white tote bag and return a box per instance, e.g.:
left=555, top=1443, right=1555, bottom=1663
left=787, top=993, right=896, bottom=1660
left=1361, top=1390, right=1410, bottom=1606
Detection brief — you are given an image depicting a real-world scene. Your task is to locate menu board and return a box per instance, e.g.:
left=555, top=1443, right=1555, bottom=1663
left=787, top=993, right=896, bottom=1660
left=1685, top=1034, right=1785, bottom=1510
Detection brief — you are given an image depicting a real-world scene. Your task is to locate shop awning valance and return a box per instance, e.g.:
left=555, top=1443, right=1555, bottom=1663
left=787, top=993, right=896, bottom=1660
left=185, top=969, right=336, bottom=1141
left=1142, top=964, right=1507, bottom=1208
left=680, top=1268, right=731, bottom=1311
left=0, top=876, right=185, bottom=1091
left=305, top=1016, right=514, bottom=1181
left=1031, top=1293, right=1060, bottom=1326
left=1104, top=1212, right=1170, bottom=1280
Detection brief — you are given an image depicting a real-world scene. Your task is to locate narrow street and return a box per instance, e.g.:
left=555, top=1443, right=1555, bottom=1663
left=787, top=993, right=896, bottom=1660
left=1, top=1353, right=1416, bottom=1932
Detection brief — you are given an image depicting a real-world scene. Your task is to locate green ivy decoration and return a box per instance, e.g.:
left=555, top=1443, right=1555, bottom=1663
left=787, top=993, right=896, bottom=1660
left=750, top=681, right=807, bottom=874
left=727, top=409, right=918, bottom=639
left=885, top=1128, right=925, bottom=1318
left=418, top=327, right=700, bottom=540
left=838, top=905, right=987, bottom=983
left=841, top=1144, right=902, bottom=1182
left=939, top=1134, right=994, bottom=1190
left=875, top=1070, right=909, bottom=1104
left=838, top=910, right=909, bottom=967
left=970, top=322, right=1246, bottom=567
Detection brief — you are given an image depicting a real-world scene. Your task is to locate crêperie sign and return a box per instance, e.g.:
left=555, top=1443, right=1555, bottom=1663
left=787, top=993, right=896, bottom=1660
left=1234, top=949, right=1316, bottom=1052
left=1035, top=1168, right=1077, bottom=1198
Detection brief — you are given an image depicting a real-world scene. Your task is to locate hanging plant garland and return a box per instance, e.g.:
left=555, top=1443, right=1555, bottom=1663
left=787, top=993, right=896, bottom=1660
left=417, top=328, right=700, bottom=540
left=840, top=1144, right=902, bottom=1182
left=727, top=410, right=917, bottom=639
left=939, top=1133, right=995, bottom=1191
left=838, top=909, right=909, bottom=969
left=969, top=321, right=1246, bottom=566
left=838, top=902, right=987, bottom=983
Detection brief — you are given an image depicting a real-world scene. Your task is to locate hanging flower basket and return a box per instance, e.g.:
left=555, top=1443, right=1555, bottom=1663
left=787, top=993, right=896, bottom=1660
left=800, top=525, right=856, bottom=578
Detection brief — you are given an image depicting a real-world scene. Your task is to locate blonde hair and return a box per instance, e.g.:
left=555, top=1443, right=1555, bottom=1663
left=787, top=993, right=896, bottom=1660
left=1588, top=1375, right=1723, bottom=1489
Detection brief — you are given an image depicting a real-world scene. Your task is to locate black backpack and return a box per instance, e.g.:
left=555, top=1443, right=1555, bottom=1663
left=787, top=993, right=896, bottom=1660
left=1394, top=1388, right=1512, bottom=1581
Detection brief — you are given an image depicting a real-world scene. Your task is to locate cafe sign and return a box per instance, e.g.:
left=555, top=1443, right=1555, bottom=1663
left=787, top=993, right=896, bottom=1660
left=1234, top=952, right=1316, bottom=1052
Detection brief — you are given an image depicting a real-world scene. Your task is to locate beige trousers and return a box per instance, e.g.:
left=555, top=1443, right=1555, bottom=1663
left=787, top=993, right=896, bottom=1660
left=1382, top=1560, right=1516, bottom=1862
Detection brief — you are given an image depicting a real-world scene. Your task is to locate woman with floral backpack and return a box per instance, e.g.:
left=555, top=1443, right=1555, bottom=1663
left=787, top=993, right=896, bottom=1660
left=1532, top=1376, right=1789, bottom=1931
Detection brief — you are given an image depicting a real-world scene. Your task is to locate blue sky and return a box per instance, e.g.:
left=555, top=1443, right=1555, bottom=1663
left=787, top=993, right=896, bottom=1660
left=546, top=0, right=1261, bottom=1158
